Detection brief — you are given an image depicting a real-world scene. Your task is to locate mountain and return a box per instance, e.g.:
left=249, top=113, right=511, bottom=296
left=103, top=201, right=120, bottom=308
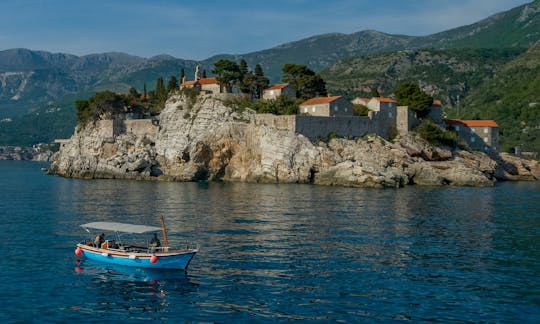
left=1, top=0, right=539, bottom=146
left=0, top=49, right=199, bottom=118
left=202, top=0, right=540, bottom=81
left=320, top=48, right=525, bottom=105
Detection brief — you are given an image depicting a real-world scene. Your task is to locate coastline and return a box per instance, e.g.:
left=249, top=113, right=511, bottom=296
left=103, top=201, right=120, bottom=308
left=49, top=94, right=540, bottom=188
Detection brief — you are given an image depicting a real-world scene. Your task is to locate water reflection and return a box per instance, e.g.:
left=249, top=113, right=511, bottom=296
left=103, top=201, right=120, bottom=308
left=71, top=260, right=198, bottom=319
left=39, top=174, right=540, bottom=322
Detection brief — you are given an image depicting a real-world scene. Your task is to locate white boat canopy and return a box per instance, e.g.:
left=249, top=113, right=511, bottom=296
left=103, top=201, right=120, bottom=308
left=81, top=222, right=162, bottom=234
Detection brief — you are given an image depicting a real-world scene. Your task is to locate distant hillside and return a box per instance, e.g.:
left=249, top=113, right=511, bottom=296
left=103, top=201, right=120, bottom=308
left=411, top=0, right=540, bottom=49
left=320, top=48, right=525, bottom=105
left=456, top=42, right=540, bottom=152
left=1, top=0, right=539, bottom=146
left=203, top=0, right=540, bottom=81
left=0, top=49, right=198, bottom=118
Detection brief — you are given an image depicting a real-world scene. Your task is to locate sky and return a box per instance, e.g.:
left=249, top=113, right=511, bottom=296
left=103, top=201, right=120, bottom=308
left=0, top=0, right=532, bottom=60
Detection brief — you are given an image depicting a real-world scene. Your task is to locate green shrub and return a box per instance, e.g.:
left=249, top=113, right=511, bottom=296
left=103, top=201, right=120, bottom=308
left=252, top=95, right=302, bottom=115
left=353, top=104, right=370, bottom=116
left=222, top=95, right=253, bottom=113
left=414, top=120, right=457, bottom=147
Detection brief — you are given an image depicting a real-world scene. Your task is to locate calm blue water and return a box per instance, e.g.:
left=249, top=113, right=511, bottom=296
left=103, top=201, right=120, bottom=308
left=0, top=161, right=539, bottom=322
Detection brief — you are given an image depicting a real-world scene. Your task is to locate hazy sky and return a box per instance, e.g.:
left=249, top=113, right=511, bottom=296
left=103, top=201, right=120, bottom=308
left=0, top=0, right=532, bottom=60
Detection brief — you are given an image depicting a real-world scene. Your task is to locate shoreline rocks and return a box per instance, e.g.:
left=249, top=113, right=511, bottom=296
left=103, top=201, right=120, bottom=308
left=49, top=94, right=539, bottom=188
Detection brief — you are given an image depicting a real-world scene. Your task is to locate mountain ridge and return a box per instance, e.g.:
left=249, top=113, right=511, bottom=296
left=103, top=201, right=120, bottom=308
left=1, top=0, right=539, bottom=146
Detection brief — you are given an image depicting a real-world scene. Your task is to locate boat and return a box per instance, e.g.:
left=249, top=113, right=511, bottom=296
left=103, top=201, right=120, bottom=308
left=75, top=217, right=198, bottom=270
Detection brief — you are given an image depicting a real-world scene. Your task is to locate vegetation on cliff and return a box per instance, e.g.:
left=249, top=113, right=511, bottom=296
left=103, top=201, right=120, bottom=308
left=452, top=42, right=540, bottom=152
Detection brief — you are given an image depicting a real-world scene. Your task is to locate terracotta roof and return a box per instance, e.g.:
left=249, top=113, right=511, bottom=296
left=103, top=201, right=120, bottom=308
left=446, top=119, right=499, bottom=128
left=198, top=77, right=219, bottom=85
left=181, top=80, right=199, bottom=86
left=300, top=96, right=341, bottom=105
left=372, top=97, right=397, bottom=103
left=432, top=100, right=442, bottom=106
left=265, top=83, right=289, bottom=91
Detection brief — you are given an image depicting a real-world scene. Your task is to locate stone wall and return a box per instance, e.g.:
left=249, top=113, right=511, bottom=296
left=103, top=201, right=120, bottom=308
left=96, top=120, right=115, bottom=138
left=295, top=116, right=373, bottom=140
left=396, top=106, right=420, bottom=136
left=255, top=114, right=296, bottom=131
left=255, top=114, right=373, bottom=140
left=124, top=119, right=158, bottom=139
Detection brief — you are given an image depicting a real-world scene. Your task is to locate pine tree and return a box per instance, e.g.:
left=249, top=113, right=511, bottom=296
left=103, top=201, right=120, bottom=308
left=143, top=83, right=148, bottom=101
left=239, top=59, right=249, bottom=77
left=282, top=64, right=326, bottom=99
left=156, top=77, right=166, bottom=99
left=395, top=82, right=433, bottom=117
left=254, top=64, right=269, bottom=99
left=167, top=76, right=178, bottom=93
left=212, top=60, right=241, bottom=93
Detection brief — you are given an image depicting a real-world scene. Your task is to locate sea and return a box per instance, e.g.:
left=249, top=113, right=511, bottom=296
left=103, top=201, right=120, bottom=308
left=0, top=160, right=539, bottom=322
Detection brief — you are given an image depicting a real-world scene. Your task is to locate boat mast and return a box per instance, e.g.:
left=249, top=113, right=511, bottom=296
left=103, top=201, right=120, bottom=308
left=160, top=215, right=170, bottom=248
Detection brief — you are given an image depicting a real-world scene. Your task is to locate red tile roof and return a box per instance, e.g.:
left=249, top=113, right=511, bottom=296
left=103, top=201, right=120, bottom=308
left=446, top=119, right=499, bottom=128
left=198, top=77, right=219, bottom=85
left=181, top=77, right=219, bottom=86
left=372, top=97, right=397, bottom=103
left=301, top=96, right=341, bottom=105
left=432, top=100, right=442, bottom=106
left=181, top=80, right=199, bottom=86
left=265, top=83, right=289, bottom=91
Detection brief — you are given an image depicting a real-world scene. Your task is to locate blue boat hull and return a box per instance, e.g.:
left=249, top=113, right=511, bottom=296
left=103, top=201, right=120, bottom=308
left=77, top=245, right=197, bottom=270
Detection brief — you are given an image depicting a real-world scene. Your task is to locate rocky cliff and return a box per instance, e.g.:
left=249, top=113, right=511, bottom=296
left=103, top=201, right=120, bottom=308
left=49, top=94, right=539, bottom=188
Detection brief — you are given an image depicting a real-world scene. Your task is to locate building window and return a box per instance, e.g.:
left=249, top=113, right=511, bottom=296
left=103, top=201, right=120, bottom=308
left=345, top=108, right=348, bottom=112
left=455, top=126, right=460, bottom=131
left=471, top=128, right=476, bottom=134
left=484, top=137, right=488, bottom=143
left=304, top=107, right=308, bottom=113
left=484, top=127, right=489, bottom=134
left=484, top=146, right=488, bottom=151
left=470, top=137, right=475, bottom=143
left=312, top=107, right=315, bottom=113
left=388, top=112, right=392, bottom=118
left=270, top=90, right=274, bottom=95
left=334, top=106, right=338, bottom=112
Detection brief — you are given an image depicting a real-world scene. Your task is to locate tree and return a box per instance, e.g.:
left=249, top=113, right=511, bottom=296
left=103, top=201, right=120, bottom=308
left=237, top=59, right=252, bottom=94
left=212, top=59, right=241, bottom=93
left=143, top=83, right=148, bottom=101
left=395, top=82, right=433, bottom=118
left=167, top=75, right=178, bottom=93
left=180, top=68, right=185, bottom=82
left=91, top=91, right=126, bottom=119
left=254, top=64, right=269, bottom=99
left=370, top=87, right=380, bottom=97
left=282, top=63, right=326, bottom=100
left=202, top=69, right=207, bottom=78
left=239, top=59, right=249, bottom=76
left=156, top=77, right=166, bottom=100
left=76, top=99, right=92, bottom=125
left=128, top=87, right=139, bottom=100
left=252, top=95, right=301, bottom=115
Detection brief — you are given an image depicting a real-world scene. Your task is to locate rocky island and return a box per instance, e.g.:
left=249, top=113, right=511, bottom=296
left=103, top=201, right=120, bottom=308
left=49, top=93, right=539, bottom=188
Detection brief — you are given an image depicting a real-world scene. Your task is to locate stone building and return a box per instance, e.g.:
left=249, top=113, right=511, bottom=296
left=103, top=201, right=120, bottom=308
left=446, top=119, right=499, bottom=152
left=181, top=77, right=221, bottom=94
left=428, top=100, right=444, bottom=124
left=262, top=83, right=296, bottom=100
left=366, top=97, right=397, bottom=112
left=180, top=65, right=222, bottom=94
left=299, top=96, right=354, bottom=117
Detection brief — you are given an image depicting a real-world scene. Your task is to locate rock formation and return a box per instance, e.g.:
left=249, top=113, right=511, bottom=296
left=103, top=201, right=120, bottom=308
left=49, top=94, right=539, bottom=188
